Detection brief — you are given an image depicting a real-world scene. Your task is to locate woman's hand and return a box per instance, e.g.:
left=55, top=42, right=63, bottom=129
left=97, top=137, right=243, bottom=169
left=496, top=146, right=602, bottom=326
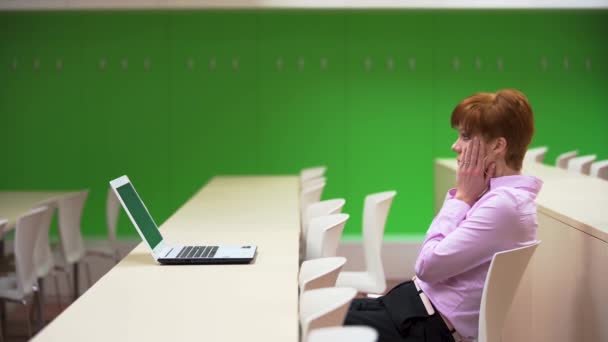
left=455, top=136, right=496, bottom=206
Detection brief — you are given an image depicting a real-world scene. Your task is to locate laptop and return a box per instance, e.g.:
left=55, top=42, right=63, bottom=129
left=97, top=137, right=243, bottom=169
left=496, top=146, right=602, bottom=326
left=110, top=175, right=257, bottom=265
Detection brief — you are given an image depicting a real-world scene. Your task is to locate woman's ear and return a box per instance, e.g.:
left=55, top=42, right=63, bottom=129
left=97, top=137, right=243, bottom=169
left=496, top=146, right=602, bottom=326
left=493, top=137, right=508, bottom=155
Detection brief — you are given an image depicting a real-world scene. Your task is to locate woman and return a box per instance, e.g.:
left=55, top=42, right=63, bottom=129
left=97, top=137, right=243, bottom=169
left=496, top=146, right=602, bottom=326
left=344, top=89, right=542, bottom=342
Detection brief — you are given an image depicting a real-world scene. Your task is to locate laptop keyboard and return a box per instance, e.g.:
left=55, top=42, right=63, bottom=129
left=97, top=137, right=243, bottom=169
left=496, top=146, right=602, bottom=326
left=176, top=246, right=218, bottom=259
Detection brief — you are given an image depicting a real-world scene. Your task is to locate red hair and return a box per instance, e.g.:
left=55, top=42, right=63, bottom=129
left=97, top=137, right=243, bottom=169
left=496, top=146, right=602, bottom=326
left=451, top=89, right=534, bottom=170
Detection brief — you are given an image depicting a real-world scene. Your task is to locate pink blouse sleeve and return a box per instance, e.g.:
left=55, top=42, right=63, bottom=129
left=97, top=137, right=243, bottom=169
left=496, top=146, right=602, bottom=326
left=415, top=189, right=516, bottom=284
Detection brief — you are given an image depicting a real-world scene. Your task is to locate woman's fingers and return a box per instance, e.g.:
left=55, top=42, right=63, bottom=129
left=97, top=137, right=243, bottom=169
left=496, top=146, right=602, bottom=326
left=463, top=141, right=471, bottom=169
left=478, top=138, right=486, bottom=170
left=470, top=137, right=479, bottom=169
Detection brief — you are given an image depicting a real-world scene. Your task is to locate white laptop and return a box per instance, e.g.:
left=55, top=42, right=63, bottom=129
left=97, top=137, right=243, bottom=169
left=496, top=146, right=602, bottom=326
left=110, top=175, right=257, bottom=265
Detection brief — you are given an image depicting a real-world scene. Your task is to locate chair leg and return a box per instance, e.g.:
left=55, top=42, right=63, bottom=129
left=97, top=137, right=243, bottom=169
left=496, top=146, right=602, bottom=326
left=64, top=270, right=74, bottom=307
left=85, top=261, right=93, bottom=289
left=23, top=300, right=32, bottom=338
left=28, top=296, right=36, bottom=328
left=53, top=273, right=62, bottom=309
left=73, top=263, right=79, bottom=301
left=0, top=299, right=6, bottom=342
left=35, top=279, right=45, bottom=330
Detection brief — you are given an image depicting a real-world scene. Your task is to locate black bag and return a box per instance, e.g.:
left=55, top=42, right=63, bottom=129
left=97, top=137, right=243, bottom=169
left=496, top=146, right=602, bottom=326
left=381, top=281, right=431, bottom=336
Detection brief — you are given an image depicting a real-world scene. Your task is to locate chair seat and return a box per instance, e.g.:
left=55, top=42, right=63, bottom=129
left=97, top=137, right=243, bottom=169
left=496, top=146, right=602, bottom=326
left=52, top=248, right=73, bottom=270
left=0, top=273, right=27, bottom=301
left=336, top=271, right=384, bottom=294
left=0, top=254, right=15, bottom=273
left=86, top=241, right=117, bottom=259
left=36, top=256, right=54, bottom=278
left=52, top=240, right=92, bottom=269
left=3, top=249, right=55, bottom=279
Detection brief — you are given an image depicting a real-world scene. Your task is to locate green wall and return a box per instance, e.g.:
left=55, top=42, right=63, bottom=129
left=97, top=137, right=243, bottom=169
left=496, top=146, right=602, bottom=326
left=1, top=10, right=607, bottom=239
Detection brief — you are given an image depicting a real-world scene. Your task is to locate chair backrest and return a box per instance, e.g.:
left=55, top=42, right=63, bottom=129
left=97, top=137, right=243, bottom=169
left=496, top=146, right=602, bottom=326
left=303, top=199, right=346, bottom=239
left=555, top=150, right=578, bottom=169
left=478, top=242, right=541, bottom=342
left=302, top=177, right=327, bottom=192
left=301, top=166, right=327, bottom=183
left=299, top=287, right=357, bottom=342
left=524, top=146, right=548, bottom=163
left=308, top=326, right=378, bottom=342
left=590, top=160, right=608, bottom=180
left=567, top=154, right=597, bottom=175
left=14, top=207, right=48, bottom=297
left=57, top=191, right=89, bottom=265
left=305, top=214, right=349, bottom=260
left=361, top=191, right=396, bottom=294
left=301, top=181, right=327, bottom=220
left=106, top=187, right=120, bottom=242
left=300, top=257, right=347, bottom=292
left=32, top=205, right=55, bottom=278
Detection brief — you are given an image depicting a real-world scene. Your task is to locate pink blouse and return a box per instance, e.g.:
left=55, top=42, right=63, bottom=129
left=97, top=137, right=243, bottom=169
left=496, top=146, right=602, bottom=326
left=415, top=175, right=542, bottom=339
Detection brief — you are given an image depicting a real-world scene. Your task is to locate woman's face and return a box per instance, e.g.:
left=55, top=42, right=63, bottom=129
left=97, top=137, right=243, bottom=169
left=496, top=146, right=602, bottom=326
left=452, top=129, right=496, bottom=167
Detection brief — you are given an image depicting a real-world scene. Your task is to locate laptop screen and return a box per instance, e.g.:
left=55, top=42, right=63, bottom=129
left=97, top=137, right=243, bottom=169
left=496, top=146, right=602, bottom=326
left=116, top=182, right=163, bottom=249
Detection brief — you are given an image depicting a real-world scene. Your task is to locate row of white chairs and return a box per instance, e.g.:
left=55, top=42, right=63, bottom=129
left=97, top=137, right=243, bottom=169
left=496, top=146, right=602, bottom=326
left=300, top=166, right=397, bottom=295
left=298, top=166, right=542, bottom=342
left=299, top=166, right=388, bottom=341
left=0, top=189, right=122, bottom=339
left=525, top=146, right=608, bottom=180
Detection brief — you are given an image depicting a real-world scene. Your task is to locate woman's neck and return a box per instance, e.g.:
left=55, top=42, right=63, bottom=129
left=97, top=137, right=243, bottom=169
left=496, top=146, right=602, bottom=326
left=493, top=160, right=520, bottom=178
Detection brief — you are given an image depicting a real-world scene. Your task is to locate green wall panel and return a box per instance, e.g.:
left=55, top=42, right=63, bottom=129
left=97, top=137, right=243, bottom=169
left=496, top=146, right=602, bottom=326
left=345, top=12, right=434, bottom=235
left=1, top=10, right=607, bottom=239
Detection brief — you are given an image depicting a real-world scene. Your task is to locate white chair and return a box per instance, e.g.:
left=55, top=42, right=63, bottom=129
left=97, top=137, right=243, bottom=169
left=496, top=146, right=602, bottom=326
left=0, top=207, right=48, bottom=338
left=31, top=205, right=55, bottom=327
left=300, top=181, right=327, bottom=222
left=555, top=150, right=578, bottom=169
left=305, top=214, right=349, bottom=261
left=303, top=199, right=346, bottom=241
left=524, top=146, right=548, bottom=163
left=300, top=257, right=347, bottom=292
left=302, top=177, right=326, bottom=193
left=300, top=199, right=346, bottom=263
left=308, top=326, right=378, bottom=342
left=590, top=160, right=608, bottom=180
left=0, top=218, right=6, bottom=255
left=0, top=219, right=7, bottom=274
left=567, top=154, right=597, bottom=175
left=301, top=166, right=327, bottom=184
left=0, top=208, right=58, bottom=328
left=86, top=188, right=121, bottom=262
left=478, top=242, right=541, bottom=342
left=336, top=191, right=397, bottom=295
left=55, top=191, right=92, bottom=301
left=299, top=287, right=357, bottom=342
left=32, top=208, right=54, bottom=281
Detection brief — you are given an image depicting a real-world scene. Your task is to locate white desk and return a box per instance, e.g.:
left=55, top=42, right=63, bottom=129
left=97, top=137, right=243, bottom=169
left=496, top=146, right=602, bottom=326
left=434, top=159, right=608, bottom=342
left=32, top=176, right=300, bottom=342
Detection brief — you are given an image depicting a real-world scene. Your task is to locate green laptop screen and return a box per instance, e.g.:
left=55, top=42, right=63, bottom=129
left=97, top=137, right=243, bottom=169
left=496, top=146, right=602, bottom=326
left=116, top=182, right=163, bottom=249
